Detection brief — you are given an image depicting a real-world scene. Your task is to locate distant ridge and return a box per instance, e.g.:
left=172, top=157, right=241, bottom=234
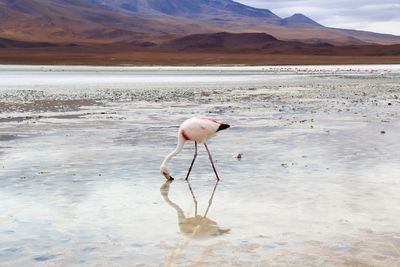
left=282, top=14, right=323, bottom=27
left=1, top=0, right=400, bottom=47
left=0, top=37, right=58, bottom=48
left=159, top=32, right=400, bottom=57
left=161, top=32, right=280, bottom=51
left=92, top=0, right=281, bottom=21
left=1, top=0, right=400, bottom=66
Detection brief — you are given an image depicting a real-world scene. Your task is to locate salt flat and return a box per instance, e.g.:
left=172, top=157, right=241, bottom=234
left=0, top=65, right=399, bottom=266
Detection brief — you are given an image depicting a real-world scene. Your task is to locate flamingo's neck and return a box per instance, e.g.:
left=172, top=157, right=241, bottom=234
left=161, top=134, right=185, bottom=172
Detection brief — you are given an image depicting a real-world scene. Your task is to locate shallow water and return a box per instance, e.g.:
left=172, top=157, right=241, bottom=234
left=1, top=65, right=400, bottom=266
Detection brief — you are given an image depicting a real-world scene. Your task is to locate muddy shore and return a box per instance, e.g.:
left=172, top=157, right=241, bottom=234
left=1, top=65, right=400, bottom=266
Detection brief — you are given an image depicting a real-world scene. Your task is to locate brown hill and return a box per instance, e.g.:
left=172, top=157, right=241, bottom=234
left=160, top=32, right=400, bottom=56
left=1, top=0, right=400, bottom=67
left=0, top=0, right=216, bottom=44
left=281, top=14, right=323, bottom=28
left=160, top=32, right=282, bottom=51
left=86, top=0, right=400, bottom=45
left=0, top=37, right=59, bottom=48
left=0, top=0, right=399, bottom=47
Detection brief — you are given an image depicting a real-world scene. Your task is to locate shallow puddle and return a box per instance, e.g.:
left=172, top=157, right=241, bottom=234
left=0, top=65, right=400, bottom=266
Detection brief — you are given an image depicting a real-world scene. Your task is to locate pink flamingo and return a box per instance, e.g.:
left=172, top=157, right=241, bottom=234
left=160, top=117, right=230, bottom=181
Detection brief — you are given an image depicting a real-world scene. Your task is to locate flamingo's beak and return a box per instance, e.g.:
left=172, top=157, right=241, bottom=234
left=217, top=123, right=230, bottom=132
left=163, top=172, right=174, bottom=181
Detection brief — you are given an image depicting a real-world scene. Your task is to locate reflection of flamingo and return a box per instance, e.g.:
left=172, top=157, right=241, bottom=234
left=160, top=180, right=230, bottom=239
left=160, top=117, right=230, bottom=181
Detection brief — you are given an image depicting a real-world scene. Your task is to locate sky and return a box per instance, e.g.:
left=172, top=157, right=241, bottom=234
left=237, top=0, right=400, bottom=35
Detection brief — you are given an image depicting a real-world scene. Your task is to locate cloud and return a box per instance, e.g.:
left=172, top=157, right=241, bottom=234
left=237, top=0, right=400, bottom=35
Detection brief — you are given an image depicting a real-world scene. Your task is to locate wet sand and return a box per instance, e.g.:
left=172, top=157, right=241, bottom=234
left=0, top=65, right=400, bottom=266
left=2, top=49, right=400, bottom=66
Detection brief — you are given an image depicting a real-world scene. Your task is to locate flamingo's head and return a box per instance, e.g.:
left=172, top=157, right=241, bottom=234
left=160, top=164, right=174, bottom=180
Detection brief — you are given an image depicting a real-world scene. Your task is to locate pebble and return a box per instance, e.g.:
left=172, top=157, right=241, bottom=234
left=234, top=153, right=243, bottom=160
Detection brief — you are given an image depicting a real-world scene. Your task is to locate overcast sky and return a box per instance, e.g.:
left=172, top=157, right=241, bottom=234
left=237, top=0, right=400, bottom=35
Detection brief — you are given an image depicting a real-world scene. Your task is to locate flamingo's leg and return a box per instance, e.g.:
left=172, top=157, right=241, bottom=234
left=185, top=142, right=197, bottom=180
left=204, top=143, right=220, bottom=181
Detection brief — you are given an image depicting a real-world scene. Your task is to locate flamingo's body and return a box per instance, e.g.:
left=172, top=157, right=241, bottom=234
left=161, top=117, right=230, bottom=180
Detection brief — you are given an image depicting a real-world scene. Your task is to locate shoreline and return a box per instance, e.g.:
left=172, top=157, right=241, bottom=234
left=1, top=63, right=399, bottom=70
left=1, top=50, right=400, bottom=66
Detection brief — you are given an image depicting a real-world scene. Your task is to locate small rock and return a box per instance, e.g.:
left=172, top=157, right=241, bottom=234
left=234, top=153, right=243, bottom=160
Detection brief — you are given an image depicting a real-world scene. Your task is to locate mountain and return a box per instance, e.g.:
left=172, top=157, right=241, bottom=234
left=0, top=37, right=58, bottom=48
left=88, top=0, right=282, bottom=22
left=161, top=32, right=281, bottom=51
left=0, top=0, right=219, bottom=44
left=81, top=0, right=399, bottom=45
left=160, top=32, right=400, bottom=56
left=331, top=28, right=400, bottom=45
left=0, top=0, right=399, bottom=54
left=281, top=14, right=323, bottom=27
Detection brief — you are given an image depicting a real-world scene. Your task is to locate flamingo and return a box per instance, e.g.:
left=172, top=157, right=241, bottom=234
left=160, top=117, right=230, bottom=181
